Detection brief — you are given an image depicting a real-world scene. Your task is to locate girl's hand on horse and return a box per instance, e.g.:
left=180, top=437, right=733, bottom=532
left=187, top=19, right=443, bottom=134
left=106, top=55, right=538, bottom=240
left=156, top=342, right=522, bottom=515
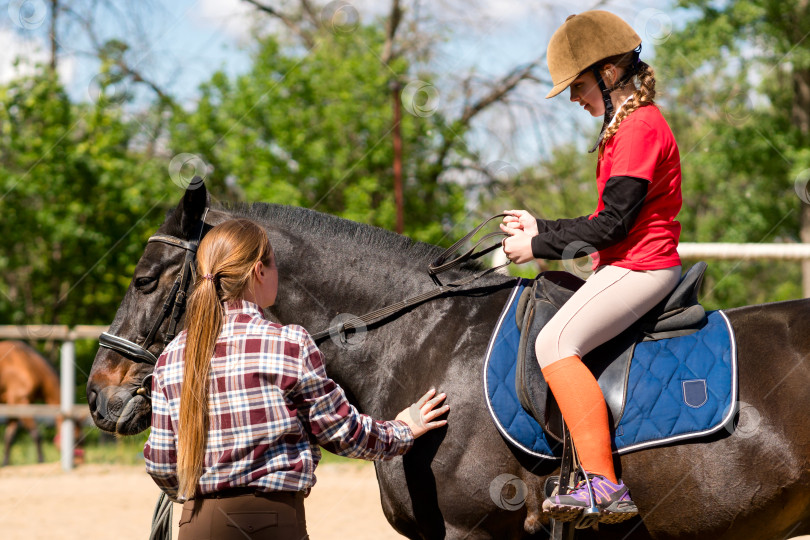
left=501, top=210, right=539, bottom=237
left=501, top=228, right=536, bottom=265
left=396, top=388, right=449, bottom=438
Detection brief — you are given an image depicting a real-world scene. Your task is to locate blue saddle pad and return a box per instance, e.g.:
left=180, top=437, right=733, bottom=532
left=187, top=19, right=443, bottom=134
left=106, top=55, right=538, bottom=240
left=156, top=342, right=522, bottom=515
left=483, top=279, right=738, bottom=459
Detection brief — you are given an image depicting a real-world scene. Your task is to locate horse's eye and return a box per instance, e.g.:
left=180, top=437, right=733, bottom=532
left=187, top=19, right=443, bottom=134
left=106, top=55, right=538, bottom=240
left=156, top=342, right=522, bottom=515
left=134, top=276, right=158, bottom=293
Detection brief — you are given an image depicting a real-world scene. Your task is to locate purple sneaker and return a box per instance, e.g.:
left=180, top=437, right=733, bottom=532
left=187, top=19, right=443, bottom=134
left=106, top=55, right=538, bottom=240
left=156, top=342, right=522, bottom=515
left=542, top=474, right=638, bottom=524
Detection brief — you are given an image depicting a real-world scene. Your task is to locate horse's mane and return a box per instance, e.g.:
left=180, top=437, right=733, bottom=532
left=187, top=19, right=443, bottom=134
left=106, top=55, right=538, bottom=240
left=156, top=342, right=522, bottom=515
left=220, top=201, right=475, bottom=269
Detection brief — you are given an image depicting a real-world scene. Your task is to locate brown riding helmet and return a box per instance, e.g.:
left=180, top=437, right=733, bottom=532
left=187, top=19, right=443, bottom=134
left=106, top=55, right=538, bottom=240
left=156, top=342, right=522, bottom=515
left=545, top=11, right=641, bottom=99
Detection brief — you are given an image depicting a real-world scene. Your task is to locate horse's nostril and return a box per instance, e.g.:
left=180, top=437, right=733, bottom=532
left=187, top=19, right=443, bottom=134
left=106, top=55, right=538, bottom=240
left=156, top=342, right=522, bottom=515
left=87, top=389, right=98, bottom=414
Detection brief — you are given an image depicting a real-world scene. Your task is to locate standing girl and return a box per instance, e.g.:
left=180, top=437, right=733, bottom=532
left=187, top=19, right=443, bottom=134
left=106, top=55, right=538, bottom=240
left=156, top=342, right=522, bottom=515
left=501, top=10, right=683, bottom=523
left=144, top=218, right=448, bottom=539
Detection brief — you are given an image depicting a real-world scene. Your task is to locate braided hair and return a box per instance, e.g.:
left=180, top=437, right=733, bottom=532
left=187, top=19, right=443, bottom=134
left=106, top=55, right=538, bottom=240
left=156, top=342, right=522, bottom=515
left=597, top=53, right=657, bottom=155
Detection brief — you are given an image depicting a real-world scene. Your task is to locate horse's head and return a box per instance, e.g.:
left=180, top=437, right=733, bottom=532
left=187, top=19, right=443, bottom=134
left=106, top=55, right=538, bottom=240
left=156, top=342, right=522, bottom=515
left=86, top=182, right=209, bottom=434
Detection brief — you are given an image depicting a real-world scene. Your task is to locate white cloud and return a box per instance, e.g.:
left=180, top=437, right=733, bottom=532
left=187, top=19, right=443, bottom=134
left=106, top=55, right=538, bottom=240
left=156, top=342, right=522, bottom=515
left=194, top=0, right=258, bottom=42
left=0, top=28, right=76, bottom=85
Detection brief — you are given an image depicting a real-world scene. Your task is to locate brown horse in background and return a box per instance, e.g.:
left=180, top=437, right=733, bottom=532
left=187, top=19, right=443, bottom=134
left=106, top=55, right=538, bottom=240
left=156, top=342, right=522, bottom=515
left=0, top=340, right=62, bottom=465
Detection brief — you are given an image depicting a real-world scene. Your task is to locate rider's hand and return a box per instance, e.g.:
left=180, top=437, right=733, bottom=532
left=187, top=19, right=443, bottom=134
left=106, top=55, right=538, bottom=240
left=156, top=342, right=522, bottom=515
left=395, top=388, right=449, bottom=438
left=501, top=210, right=539, bottom=237
left=501, top=229, right=536, bottom=265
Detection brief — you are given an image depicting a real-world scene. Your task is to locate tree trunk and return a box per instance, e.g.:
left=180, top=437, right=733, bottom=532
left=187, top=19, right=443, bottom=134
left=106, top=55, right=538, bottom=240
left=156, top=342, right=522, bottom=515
left=49, top=0, right=58, bottom=72
left=794, top=68, right=810, bottom=297
left=392, top=81, right=404, bottom=234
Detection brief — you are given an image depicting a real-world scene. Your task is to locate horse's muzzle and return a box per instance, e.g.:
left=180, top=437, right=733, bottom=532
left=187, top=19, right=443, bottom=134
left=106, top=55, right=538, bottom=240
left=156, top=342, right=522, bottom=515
left=87, top=383, right=152, bottom=435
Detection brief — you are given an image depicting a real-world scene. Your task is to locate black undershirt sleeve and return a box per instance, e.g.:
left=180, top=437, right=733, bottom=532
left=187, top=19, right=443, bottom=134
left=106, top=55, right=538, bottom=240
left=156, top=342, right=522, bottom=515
left=530, top=176, right=649, bottom=260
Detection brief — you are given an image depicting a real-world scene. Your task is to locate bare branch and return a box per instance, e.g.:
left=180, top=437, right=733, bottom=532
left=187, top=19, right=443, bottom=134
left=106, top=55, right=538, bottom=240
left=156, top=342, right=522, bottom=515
left=242, top=0, right=315, bottom=48
left=458, top=61, right=540, bottom=126
left=116, top=61, right=169, bottom=102
left=428, top=60, right=544, bottom=182
left=299, top=0, right=319, bottom=27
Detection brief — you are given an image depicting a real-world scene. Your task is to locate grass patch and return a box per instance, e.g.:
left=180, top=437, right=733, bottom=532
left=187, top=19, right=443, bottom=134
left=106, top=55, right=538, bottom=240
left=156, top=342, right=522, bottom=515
left=0, top=423, right=373, bottom=468
left=0, top=423, right=148, bottom=467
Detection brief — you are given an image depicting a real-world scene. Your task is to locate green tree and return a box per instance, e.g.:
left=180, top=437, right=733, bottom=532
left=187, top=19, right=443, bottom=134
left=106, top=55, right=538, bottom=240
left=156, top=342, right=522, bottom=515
left=653, top=0, right=808, bottom=307
left=169, top=27, right=467, bottom=244
left=0, top=67, right=177, bottom=390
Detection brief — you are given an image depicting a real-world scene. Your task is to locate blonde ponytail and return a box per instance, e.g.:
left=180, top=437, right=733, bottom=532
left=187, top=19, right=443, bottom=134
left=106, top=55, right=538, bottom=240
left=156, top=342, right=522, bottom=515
left=176, top=218, right=273, bottom=499
left=599, top=60, right=656, bottom=155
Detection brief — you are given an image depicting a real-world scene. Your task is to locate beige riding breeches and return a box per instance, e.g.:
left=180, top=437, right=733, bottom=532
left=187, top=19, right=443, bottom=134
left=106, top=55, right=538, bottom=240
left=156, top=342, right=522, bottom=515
left=535, top=264, right=682, bottom=369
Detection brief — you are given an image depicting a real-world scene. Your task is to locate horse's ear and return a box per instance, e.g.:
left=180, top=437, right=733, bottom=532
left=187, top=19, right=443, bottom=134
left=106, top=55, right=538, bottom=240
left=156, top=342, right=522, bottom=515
left=175, top=177, right=209, bottom=236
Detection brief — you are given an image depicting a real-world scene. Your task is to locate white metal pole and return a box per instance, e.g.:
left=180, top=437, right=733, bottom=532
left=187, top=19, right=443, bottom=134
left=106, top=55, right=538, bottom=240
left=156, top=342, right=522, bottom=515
left=60, top=340, right=75, bottom=472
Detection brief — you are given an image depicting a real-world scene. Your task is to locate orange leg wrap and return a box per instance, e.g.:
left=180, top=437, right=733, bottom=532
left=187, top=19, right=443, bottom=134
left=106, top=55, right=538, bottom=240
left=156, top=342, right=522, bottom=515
left=542, top=356, right=617, bottom=483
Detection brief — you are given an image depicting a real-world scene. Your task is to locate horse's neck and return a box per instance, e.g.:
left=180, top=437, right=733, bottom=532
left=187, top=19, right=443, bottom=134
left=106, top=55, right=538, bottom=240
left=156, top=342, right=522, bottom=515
left=1, top=343, right=61, bottom=404
left=305, top=270, right=513, bottom=417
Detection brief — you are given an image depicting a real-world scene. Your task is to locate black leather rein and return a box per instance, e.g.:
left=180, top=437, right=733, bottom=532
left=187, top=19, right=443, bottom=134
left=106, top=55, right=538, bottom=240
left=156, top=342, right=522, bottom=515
left=310, top=214, right=510, bottom=343
left=98, top=212, right=508, bottom=394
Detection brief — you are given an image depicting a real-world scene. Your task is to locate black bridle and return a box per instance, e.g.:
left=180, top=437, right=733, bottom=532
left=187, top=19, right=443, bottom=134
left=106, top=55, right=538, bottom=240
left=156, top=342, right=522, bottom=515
left=98, top=214, right=207, bottom=395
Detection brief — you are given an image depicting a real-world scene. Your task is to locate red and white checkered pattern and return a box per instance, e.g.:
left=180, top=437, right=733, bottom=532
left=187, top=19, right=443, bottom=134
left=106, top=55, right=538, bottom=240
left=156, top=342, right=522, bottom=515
left=144, top=299, right=413, bottom=500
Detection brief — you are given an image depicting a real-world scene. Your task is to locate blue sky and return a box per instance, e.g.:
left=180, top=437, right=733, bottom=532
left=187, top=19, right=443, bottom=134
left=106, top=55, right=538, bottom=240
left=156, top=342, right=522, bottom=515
left=0, top=0, right=689, bottom=164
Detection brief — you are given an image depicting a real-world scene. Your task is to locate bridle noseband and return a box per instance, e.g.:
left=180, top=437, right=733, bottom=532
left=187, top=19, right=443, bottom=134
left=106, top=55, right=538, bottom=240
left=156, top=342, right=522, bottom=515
left=99, top=215, right=207, bottom=396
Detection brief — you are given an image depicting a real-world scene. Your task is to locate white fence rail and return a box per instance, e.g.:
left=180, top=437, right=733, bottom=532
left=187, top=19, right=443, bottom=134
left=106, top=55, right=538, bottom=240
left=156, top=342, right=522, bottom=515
left=678, top=242, right=810, bottom=260
left=0, top=325, right=107, bottom=471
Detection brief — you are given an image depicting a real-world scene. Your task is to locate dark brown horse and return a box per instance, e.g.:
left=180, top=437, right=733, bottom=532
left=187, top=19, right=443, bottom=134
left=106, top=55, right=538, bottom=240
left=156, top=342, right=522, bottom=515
left=87, top=184, right=810, bottom=539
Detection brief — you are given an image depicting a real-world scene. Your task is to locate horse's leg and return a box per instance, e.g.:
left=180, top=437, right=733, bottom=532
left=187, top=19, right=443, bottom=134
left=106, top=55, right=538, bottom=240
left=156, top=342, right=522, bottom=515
left=21, top=417, right=43, bottom=463
left=3, top=419, right=19, bottom=466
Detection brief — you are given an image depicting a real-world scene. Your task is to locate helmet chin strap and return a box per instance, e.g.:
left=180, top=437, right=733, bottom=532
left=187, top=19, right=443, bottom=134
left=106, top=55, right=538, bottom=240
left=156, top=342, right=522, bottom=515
left=587, top=45, right=642, bottom=154
left=588, top=66, right=615, bottom=154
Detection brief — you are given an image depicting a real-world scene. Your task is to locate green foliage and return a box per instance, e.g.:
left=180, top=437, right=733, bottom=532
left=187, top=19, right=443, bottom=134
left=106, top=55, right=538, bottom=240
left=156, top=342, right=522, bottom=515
left=656, top=0, right=808, bottom=306
left=0, top=423, right=148, bottom=466
left=169, top=27, right=467, bottom=244
left=0, top=67, right=179, bottom=383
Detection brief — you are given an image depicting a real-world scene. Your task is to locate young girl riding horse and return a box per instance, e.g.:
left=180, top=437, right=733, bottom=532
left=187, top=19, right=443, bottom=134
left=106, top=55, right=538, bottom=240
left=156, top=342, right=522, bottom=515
left=501, top=10, right=683, bottom=523
left=144, top=218, right=448, bottom=539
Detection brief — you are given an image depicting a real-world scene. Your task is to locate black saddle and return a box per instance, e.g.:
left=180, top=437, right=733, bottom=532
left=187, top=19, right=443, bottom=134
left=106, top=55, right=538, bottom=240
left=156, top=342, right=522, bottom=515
left=514, top=262, right=708, bottom=443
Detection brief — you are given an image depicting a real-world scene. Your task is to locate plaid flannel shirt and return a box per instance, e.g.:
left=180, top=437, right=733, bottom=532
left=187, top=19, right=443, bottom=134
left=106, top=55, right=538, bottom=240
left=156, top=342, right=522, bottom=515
left=144, top=299, right=413, bottom=501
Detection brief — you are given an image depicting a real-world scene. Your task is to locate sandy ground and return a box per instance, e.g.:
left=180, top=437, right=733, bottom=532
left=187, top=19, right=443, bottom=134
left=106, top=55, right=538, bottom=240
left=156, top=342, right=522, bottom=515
left=2, top=463, right=810, bottom=540
left=0, top=462, right=401, bottom=540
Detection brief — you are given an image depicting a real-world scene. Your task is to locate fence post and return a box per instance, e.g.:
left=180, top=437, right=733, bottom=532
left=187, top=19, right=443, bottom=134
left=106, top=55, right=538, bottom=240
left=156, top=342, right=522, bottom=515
left=60, top=340, right=75, bottom=472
